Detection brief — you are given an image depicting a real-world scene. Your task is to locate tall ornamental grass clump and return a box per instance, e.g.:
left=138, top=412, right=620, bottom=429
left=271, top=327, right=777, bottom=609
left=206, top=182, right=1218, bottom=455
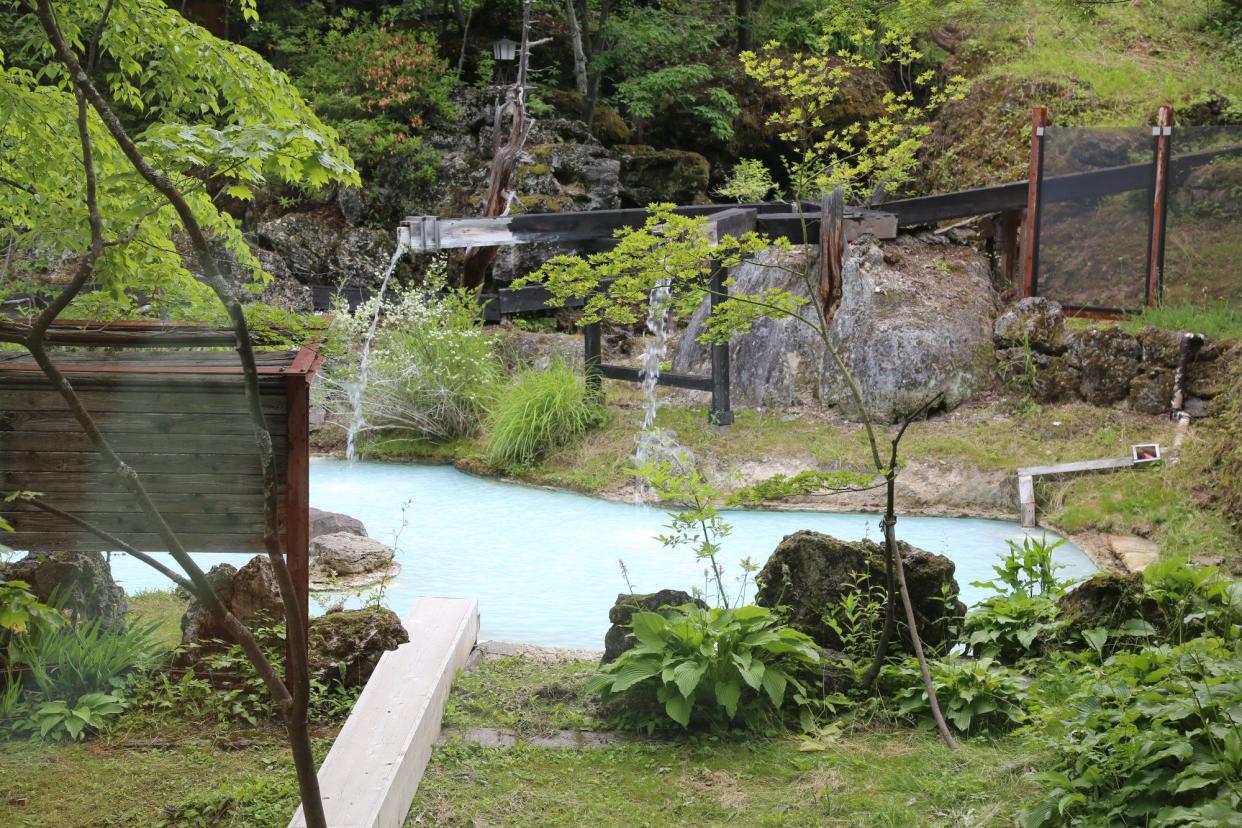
left=324, top=275, right=500, bottom=445
left=485, top=359, right=603, bottom=470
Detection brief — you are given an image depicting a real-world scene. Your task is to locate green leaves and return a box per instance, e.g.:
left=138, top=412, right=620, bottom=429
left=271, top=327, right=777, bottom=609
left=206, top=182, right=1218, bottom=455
left=588, top=603, right=819, bottom=732
left=30, top=692, right=126, bottom=742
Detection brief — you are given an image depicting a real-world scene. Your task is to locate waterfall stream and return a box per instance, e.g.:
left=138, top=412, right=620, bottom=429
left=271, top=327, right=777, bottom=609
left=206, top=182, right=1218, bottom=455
left=344, top=241, right=408, bottom=462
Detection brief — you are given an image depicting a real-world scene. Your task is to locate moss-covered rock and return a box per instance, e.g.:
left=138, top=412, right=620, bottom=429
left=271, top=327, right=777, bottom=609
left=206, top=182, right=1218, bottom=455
left=1068, top=327, right=1143, bottom=405
left=614, top=144, right=710, bottom=207
left=754, top=530, right=965, bottom=653
left=539, top=88, right=631, bottom=146
left=308, top=606, right=409, bottom=688
left=1129, top=366, right=1174, bottom=415
left=1056, top=571, right=1148, bottom=638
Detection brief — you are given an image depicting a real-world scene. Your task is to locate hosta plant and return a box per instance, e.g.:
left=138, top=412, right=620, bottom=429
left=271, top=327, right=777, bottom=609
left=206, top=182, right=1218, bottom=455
left=587, top=604, right=820, bottom=732
left=886, top=655, right=1028, bottom=736
left=963, top=536, right=1074, bottom=663
left=28, top=692, right=126, bottom=742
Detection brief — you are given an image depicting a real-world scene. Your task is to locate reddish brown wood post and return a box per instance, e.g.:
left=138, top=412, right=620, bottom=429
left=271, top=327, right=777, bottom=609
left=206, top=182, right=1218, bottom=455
left=1146, top=105, right=1174, bottom=307
left=1021, top=107, right=1049, bottom=299
left=284, top=351, right=315, bottom=668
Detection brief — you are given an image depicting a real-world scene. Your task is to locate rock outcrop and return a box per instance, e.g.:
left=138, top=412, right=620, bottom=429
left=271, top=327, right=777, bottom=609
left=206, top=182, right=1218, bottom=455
left=601, top=589, right=707, bottom=663
left=310, top=533, right=397, bottom=577
left=614, top=145, right=710, bottom=207
left=994, top=297, right=1238, bottom=416
left=0, top=551, right=127, bottom=631
left=307, top=606, right=409, bottom=688
left=674, top=237, right=998, bottom=422
left=754, top=530, right=965, bottom=652
left=180, top=555, right=285, bottom=647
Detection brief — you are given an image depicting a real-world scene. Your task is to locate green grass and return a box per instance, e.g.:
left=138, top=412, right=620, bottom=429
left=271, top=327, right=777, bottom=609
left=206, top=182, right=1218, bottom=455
left=1043, top=427, right=1240, bottom=563
left=126, top=589, right=188, bottom=651
left=1129, top=303, right=1242, bottom=341
left=484, top=360, right=605, bottom=471
left=444, top=656, right=603, bottom=737
left=410, top=656, right=1040, bottom=827
left=968, top=0, right=1242, bottom=124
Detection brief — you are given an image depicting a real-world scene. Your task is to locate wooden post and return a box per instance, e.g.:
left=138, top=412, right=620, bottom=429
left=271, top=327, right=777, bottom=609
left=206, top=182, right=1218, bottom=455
left=582, top=321, right=602, bottom=399
left=708, top=261, right=733, bottom=429
left=284, top=372, right=311, bottom=676
left=818, top=189, right=845, bottom=321
left=1146, top=105, right=1174, bottom=307
left=1022, top=107, right=1049, bottom=299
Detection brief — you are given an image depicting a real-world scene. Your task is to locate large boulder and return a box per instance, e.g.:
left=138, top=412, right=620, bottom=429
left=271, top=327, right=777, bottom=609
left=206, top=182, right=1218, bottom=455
left=754, top=530, right=965, bottom=652
left=311, top=533, right=396, bottom=576
left=614, top=145, right=710, bottom=208
left=309, top=508, right=368, bottom=540
left=255, top=210, right=398, bottom=290
left=1056, top=571, right=1149, bottom=638
left=0, top=551, right=126, bottom=631
left=993, top=297, right=1067, bottom=354
left=674, top=238, right=998, bottom=422
left=307, top=607, right=409, bottom=688
left=180, top=555, right=285, bottom=646
left=602, top=589, right=707, bottom=663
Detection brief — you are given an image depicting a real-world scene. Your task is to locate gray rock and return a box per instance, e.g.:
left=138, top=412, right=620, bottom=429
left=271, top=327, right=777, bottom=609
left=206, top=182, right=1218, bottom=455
left=501, top=331, right=585, bottom=371
left=1069, top=327, right=1142, bottom=405
left=255, top=211, right=397, bottom=290
left=993, top=297, right=1067, bottom=354
left=673, top=239, right=999, bottom=422
left=0, top=551, right=127, bottom=631
left=309, top=508, right=368, bottom=540
left=602, top=590, right=707, bottom=663
left=754, top=530, right=964, bottom=653
left=1129, top=367, right=1173, bottom=415
left=180, top=555, right=285, bottom=647
left=311, top=532, right=396, bottom=575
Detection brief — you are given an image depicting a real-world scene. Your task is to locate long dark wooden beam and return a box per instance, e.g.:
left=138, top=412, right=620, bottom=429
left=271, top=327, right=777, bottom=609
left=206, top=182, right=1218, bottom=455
left=884, top=142, right=1242, bottom=226
left=598, top=363, right=712, bottom=392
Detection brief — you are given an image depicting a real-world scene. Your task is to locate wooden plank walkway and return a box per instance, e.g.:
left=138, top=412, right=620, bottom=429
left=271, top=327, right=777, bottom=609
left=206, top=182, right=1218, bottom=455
left=289, top=597, right=480, bottom=828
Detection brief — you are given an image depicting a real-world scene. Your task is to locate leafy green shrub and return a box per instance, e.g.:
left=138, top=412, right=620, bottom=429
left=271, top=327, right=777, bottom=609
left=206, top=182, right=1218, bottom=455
left=324, top=278, right=501, bottom=446
left=1142, top=556, right=1242, bottom=644
left=885, top=655, right=1028, bottom=736
left=587, top=604, right=820, bottom=732
left=485, top=360, right=603, bottom=470
left=12, top=616, right=160, bottom=705
left=281, top=18, right=456, bottom=182
left=963, top=536, right=1075, bottom=663
left=1026, top=637, right=1242, bottom=827
left=28, top=692, right=126, bottom=742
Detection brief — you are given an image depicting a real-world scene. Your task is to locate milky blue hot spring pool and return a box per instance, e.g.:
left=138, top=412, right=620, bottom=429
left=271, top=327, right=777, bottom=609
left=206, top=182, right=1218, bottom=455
left=106, top=458, right=1097, bottom=649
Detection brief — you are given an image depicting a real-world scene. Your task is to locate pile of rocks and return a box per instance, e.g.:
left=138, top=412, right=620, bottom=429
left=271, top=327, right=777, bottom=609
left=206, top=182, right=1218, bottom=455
left=994, top=297, right=1238, bottom=416
left=308, top=507, right=399, bottom=588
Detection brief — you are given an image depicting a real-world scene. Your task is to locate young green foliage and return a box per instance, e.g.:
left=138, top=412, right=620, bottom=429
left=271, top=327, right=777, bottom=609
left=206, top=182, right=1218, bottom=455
left=587, top=603, right=820, bottom=732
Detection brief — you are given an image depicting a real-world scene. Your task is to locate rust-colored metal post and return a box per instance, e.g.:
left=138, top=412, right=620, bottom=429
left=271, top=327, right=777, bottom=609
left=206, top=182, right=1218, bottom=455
left=284, top=370, right=312, bottom=676
left=1146, top=105, right=1174, bottom=307
left=1021, top=107, right=1049, bottom=299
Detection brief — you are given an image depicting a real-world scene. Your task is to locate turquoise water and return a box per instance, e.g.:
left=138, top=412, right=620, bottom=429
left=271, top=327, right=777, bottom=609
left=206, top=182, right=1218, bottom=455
left=107, top=459, right=1097, bottom=649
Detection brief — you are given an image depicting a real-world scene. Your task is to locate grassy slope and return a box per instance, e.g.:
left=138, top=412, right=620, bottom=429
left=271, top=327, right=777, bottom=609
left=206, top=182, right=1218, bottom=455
left=411, top=656, right=1039, bottom=827
left=973, top=0, right=1241, bottom=124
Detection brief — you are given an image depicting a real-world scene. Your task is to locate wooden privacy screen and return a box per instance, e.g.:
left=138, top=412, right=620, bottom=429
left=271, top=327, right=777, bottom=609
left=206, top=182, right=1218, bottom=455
left=0, top=346, right=320, bottom=625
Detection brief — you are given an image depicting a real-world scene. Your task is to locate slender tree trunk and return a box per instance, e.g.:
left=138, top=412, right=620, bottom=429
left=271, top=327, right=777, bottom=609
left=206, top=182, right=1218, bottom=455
left=461, top=0, right=535, bottom=289
left=583, top=0, right=611, bottom=129
left=735, top=0, right=755, bottom=52
left=32, top=1, right=326, bottom=821
left=565, top=0, right=589, bottom=95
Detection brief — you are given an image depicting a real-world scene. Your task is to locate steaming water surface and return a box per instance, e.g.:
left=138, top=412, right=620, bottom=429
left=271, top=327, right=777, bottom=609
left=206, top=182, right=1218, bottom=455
left=107, top=459, right=1097, bottom=649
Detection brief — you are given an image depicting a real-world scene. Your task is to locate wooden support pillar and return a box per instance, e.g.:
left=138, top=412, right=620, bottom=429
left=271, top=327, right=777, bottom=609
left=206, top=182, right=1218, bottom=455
left=1146, top=105, right=1174, bottom=307
left=708, top=261, right=733, bottom=429
left=582, top=321, right=602, bottom=400
left=1022, top=107, right=1049, bottom=299
left=817, top=189, right=845, bottom=321
left=284, top=373, right=311, bottom=679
